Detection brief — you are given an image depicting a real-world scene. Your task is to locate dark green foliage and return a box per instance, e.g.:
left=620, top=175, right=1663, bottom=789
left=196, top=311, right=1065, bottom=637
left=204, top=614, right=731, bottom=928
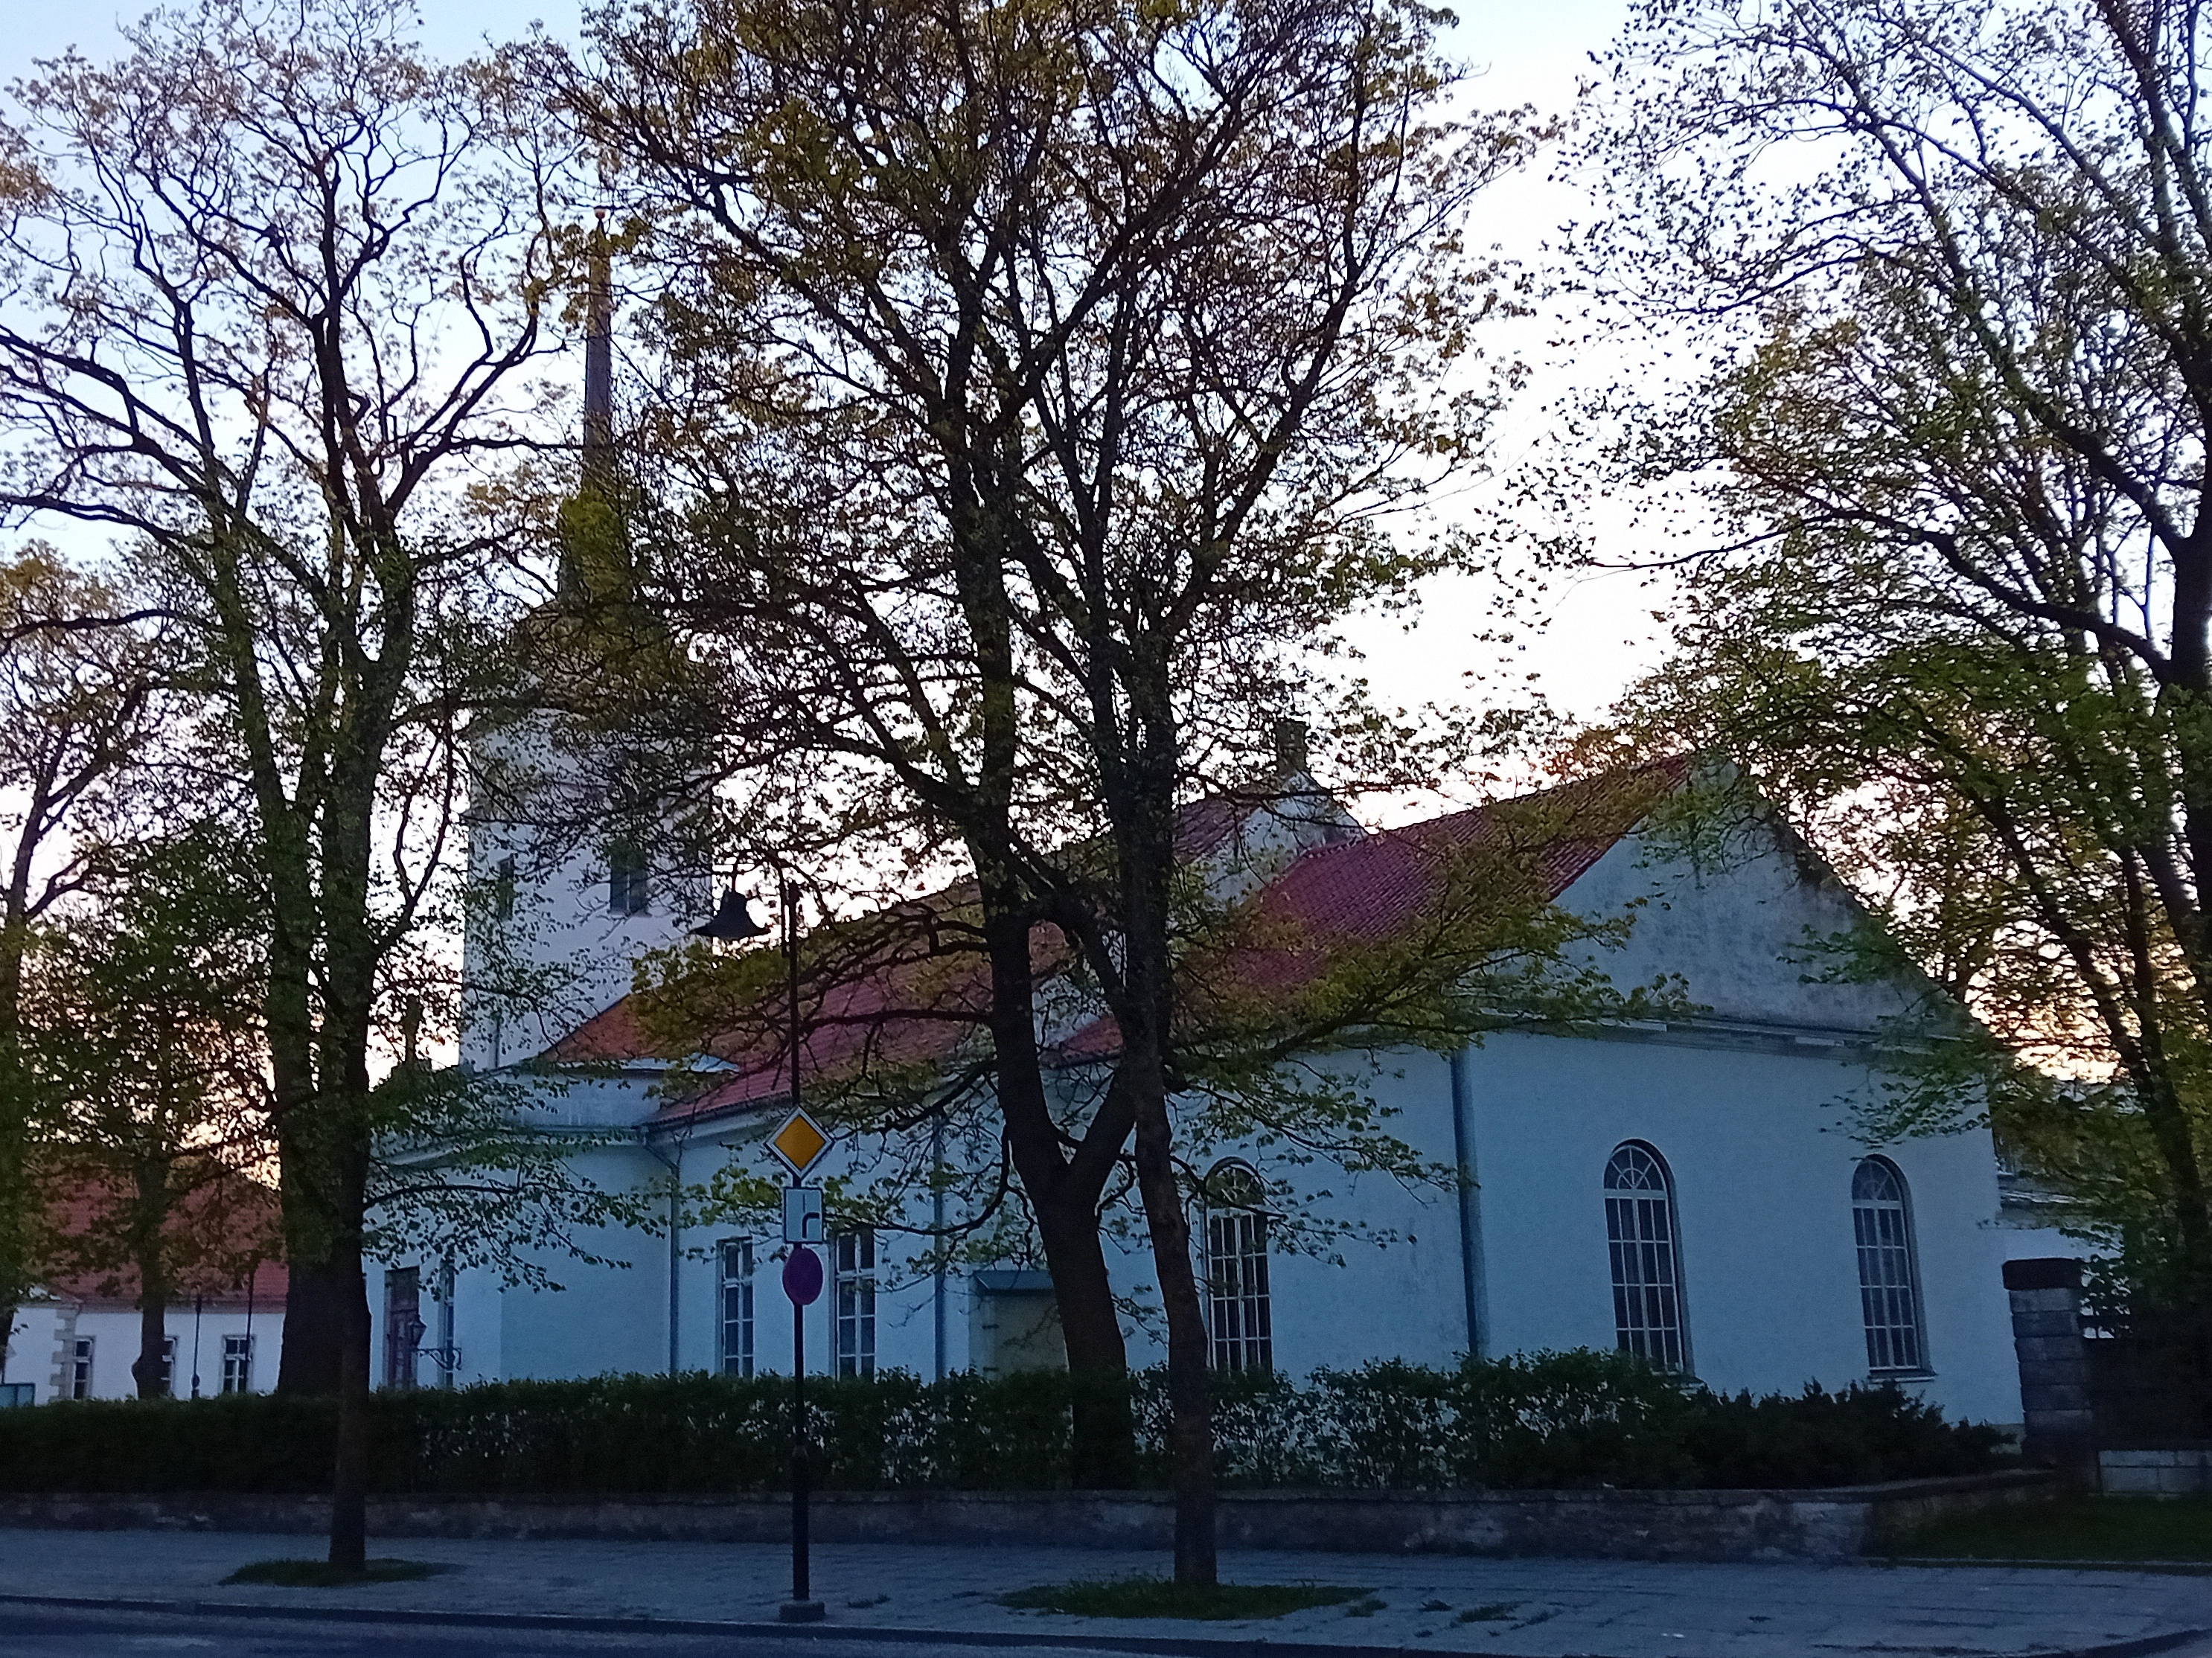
left=0, top=1351, right=2005, bottom=1495
left=1884, top=1497, right=2212, bottom=1563
left=223, top=1559, right=448, bottom=1587
left=1000, top=1578, right=1366, bottom=1619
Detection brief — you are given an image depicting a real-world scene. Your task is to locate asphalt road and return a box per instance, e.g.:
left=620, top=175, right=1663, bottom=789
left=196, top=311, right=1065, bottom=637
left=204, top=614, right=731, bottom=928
left=0, top=1606, right=1109, bottom=1658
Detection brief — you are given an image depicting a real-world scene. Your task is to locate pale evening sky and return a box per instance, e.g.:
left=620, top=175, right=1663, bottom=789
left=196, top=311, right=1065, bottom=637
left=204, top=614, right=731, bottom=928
left=1, top=0, right=1670, bottom=751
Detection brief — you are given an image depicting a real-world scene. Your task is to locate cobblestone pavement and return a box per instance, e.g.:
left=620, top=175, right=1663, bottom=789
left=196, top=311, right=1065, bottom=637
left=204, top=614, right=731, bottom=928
left=1, top=1528, right=2207, bottom=1657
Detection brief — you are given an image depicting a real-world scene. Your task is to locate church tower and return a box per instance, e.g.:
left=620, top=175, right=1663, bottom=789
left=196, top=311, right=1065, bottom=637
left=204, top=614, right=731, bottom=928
left=459, top=226, right=708, bottom=1069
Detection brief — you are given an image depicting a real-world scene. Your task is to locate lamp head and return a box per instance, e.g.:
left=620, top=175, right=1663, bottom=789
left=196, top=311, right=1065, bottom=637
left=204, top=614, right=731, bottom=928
left=691, top=888, right=770, bottom=942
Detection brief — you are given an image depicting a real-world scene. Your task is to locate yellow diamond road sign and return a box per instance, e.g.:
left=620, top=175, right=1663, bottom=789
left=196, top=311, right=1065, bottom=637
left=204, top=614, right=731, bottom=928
left=770, top=1107, right=831, bottom=1177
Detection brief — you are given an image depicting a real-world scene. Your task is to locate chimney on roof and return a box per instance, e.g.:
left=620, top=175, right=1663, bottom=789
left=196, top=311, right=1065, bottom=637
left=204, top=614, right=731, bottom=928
left=1271, top=717, right=1311, bottom=777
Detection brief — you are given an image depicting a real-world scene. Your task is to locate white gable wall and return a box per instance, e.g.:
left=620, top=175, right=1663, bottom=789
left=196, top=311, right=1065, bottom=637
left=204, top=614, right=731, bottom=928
left=1561, top=816, right=1924, bottom=1036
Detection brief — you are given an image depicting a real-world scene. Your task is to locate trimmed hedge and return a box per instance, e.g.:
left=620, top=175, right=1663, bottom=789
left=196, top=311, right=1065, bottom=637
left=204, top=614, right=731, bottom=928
left=0, top=1351, right=2007, bottom=1495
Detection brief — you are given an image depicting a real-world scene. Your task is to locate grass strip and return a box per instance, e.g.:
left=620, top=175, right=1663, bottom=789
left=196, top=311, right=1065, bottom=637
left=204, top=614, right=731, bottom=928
left=1885, top=1496, right=2212, bottom=1563
left=223, top=1558, right=450, bottom=1587
left=1001, top=1578, right=1366, bottom=1621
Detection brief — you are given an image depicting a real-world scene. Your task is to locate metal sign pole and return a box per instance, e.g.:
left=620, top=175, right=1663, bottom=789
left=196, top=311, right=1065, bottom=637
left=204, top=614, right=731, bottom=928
left=793, top=1232, right=808, bottom=1607
left=779, top=1237, right=823, bottom=1622
left=773, top=874, right=827, bottom=1623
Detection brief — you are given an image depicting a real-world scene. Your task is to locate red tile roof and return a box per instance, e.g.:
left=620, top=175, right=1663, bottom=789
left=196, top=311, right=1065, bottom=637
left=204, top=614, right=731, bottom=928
left=546, top=760, right=1690, bottom=1118
left=39, top=1171, right=287, bottom=1310
left=1060, top=758, right=1691, bottom=1057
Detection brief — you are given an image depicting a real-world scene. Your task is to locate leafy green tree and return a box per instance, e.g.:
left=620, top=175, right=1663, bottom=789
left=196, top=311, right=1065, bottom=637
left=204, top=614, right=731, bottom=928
left=0, top=0, right=603, bottom=1566
left=569, top=0, right=1587, bottom=1578
left=1571, top=0, right=2212, bottom=1374
left=0, top=548, right=158, bottom=1390
left=27, top=826, right=275, bottom=1398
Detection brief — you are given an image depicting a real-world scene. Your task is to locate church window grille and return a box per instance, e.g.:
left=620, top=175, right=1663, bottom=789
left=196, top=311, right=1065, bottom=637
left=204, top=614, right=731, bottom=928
left=608, top=841, right=649, bottom=916
left=383, top=1267, right=421, bottom=1389
left=834, top=1229, right=876, bottom=1377
left=1853, top=1159, right=1928, bottom=1373
left=1605, top=1142, right=1689, bottom=1370
left=221, top=1334, right=254, bottom=1395
left=719, top=1239, right=755, bottom=1377
left=494, top=854, right=517, bottom=920
left=1204, top=1162, right=1273, bottom=1374
left=71, top=1337, right=92, bottom=1399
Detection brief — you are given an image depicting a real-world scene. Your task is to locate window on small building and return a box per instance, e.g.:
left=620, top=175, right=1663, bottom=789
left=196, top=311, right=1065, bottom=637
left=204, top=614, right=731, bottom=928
left=607, top=839, right=649, bottom=916
left=221, top=1334, right=255, bottom=1395
left=383, top=1267, right=422, bottom=1389
left=1605, top=1142, right=1690, bottom=1371
left=720, top=1239, right=755, bottom=1377
left=1853, top=1157, right=1929, bottom=1374
left=833, top=1229, right=876, bottom=1378
left=1204, top=1161, right=1273, bottom=1374
left=71, top=1337, right=92, bottom=1400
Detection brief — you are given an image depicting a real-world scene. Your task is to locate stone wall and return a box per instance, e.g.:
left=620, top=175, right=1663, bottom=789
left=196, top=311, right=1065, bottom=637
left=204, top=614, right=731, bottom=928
left=2003, top=1256, right=2093, bottom=1467
left=2098, top=1447, right=2212, bottom=1497
left=0, top=1473, right=2055, bottom=1563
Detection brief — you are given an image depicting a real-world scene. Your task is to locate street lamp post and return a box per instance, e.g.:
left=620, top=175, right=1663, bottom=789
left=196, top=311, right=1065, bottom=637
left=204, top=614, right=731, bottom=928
left=694, top=874, right=828, bottom=1623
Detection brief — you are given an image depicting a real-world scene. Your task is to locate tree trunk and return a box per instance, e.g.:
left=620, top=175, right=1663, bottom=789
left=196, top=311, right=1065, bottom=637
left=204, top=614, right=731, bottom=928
left=981, top=894, right=1139, bottom=1483
left=326, top=1249, right=371, bottom=1570
left=132, top=1296, right=167, bottom=1400
left=1130, top=1066, right=1215, bottom=1585
left=1114, top=688, right=1214, bottom=1586
left=1038, top=1203, right=1137, bottom=1486
left=278, top=1253, right=351, bottom=1395
left=129, top=1163, right=170, bottom=1401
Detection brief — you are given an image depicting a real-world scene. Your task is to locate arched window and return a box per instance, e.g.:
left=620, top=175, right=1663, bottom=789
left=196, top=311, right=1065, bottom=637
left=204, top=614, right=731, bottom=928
left=1853, top=1158, right=1928, bottom=1373
left=1605, top=1142, right=1689, bottom=1370
left=1204, top=1161, right=1273, bottom=1374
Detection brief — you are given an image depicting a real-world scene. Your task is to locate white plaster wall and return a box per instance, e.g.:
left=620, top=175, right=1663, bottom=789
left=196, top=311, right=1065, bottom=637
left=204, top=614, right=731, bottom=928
left=1460, top=1030, right=2016, bottom=1422
left=10, top=1304, right=281, bottom=1401
left=1564, top=822, right=1921, bottom=1034
left=461, top=714, right=710, bottom=1070
left=421, top=1019, right=2024, bottom=1430
left=1, top=1304, right=60, bottom=1400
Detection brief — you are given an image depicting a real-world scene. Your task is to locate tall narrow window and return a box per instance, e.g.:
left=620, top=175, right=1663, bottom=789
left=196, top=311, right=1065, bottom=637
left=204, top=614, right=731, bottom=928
left=494, top=854, right=518, bottom=921
left=383, top=1267, right=421, bottom=1389
left=1204, top=1162, right=1273, bottom=1373
left=1853, top=1158, right=1928, bottom=1373
left=221, top=1334, right=254, bottom=1395
left=608, top=840, right=649, bottom=916
left=1605, top=1142, right=1689, bottom=1370
left=720, top=1239, right=755, bottom=1377
left=71, top=1337, right=92, bottom=1400
left=833, top=1229, right=876, bottom=1377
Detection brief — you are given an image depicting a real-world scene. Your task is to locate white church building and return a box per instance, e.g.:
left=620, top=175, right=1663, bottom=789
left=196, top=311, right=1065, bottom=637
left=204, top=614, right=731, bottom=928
left=367, top=267, right=2049, bottom=1432
left=375, top=744, right=2047, bottom=1433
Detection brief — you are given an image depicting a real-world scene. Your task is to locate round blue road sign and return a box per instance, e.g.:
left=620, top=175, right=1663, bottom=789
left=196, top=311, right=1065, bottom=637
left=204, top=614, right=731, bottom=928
left=782, top=1244, right=823, bottom=1306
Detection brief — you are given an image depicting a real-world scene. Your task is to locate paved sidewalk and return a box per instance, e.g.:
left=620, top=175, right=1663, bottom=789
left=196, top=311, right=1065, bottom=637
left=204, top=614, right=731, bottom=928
left=0, top=1528, right=2206, bottom=1658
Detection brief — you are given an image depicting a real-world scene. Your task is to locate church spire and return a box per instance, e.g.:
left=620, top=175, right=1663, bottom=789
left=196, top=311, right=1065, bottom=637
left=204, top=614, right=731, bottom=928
left=581, top=209, right=615, bottom=497
left=559, top=209, right=630, bottom=602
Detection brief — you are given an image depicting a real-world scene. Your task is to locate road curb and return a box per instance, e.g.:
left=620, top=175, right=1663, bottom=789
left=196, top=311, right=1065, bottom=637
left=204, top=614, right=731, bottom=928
left=0, top=1591, right=2204, bottom=1658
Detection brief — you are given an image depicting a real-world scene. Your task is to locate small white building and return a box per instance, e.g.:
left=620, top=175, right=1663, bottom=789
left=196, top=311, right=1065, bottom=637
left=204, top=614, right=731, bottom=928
left=3, top=1249, right=284, bottom=1407
left=368, top=758, right=2039, bottom=1432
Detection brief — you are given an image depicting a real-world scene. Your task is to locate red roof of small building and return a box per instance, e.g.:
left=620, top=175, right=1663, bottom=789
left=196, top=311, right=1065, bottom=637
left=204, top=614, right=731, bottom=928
left=39, top=1171, right=287, bottom=1310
